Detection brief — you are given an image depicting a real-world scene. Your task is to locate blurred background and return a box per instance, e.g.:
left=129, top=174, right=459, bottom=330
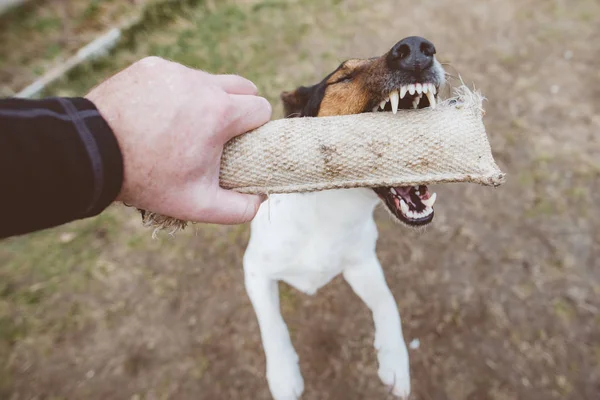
left=1, top=0, right=599, bottom=399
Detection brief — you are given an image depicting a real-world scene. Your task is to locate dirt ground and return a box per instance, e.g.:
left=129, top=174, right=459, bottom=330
left=1, top=0, right=600, bottom=399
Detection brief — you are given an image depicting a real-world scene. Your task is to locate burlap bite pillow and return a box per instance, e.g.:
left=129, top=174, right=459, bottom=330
left=139, top=85, right=505, bottom=233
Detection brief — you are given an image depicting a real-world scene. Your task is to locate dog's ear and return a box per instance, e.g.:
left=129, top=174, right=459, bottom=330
left=280, top=83, right=326, bottom=118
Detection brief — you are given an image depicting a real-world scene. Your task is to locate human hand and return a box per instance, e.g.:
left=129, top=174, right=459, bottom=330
left=86, top=56, right=272, bottom=224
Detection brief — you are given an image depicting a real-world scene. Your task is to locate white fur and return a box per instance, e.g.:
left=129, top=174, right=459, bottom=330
left=243, top=188, right=411, bottom=399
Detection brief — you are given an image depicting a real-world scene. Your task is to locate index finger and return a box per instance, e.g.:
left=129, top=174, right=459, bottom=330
left=213, top=74, right=259, bottom=95
left=222, top=94, right=272, bottom=141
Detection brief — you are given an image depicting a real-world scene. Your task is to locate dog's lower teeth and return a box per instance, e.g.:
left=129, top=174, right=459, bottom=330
left=400, top=199, right=409, bottom=215
left=421, top=192, right=437, bottom=207
left=412, top=94, right=422, bottom=109
left=426, top=90, right=437, bottom=109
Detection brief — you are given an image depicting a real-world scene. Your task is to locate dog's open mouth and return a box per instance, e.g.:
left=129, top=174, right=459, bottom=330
left=371, top=82, right=439, bottom=226
left=374, top=185, right=436, bottom=226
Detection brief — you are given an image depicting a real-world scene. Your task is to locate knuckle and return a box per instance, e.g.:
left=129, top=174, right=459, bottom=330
left=136, top=56, right=167, bottom=68
left=212, top=94, right=234, bottom=128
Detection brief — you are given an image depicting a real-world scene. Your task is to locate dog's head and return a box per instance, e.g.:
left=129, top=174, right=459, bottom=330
left=281, top=36, right=445, bottom=227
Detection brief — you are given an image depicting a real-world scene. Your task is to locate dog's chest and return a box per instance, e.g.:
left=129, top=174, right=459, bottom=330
left=246, top=189, right=379, bottom=295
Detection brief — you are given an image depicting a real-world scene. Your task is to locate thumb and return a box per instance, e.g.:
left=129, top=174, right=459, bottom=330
left=202, top=189, right=265, bottom=225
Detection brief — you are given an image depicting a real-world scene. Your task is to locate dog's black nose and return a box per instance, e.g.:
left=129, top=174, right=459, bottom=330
left=387, top=36, right=436, bottom=72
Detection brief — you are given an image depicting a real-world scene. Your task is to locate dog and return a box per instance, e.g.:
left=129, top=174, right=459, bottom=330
left=243, top=36, right=445, bottom=400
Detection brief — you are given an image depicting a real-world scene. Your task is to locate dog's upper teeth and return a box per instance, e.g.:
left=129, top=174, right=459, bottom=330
left=390, top=188, right=397, bottom=195
left=422, top=84, right=428, bottom=94
left=430, top=83, right=437, bottom=95
left=416, top=83, right=423, bottom=94
left=400, top=198, right=409, bottom=215
left=380, top=99, right=387, bottom=109
left=408, top=84, right=416, bottom=95
left=389, top=90, right=399, bottom=114
left=372, top=106, right=379, bottom=112
left=426, top=90, right=436, bottom=109
left=421, top=192, right=437, bottom=208
left=400, top=86, right=407, bottom=99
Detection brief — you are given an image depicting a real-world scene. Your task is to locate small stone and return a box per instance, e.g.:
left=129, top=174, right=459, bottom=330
left=550, top=85, right=560, bottom=94
left=409, top=338, right=420, bottom=350
left=556, top=375, right=568, bottom=389
left=86, top=370, right=95, bottom=379
left=59, top=232, right=76, bottom=243
left=563, top=50, right=573, bottom=60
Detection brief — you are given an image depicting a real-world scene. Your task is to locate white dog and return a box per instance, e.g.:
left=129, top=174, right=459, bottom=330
left=243, top=36, right=445, bottom=400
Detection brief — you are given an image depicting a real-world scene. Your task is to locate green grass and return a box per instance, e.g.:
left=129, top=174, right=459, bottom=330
left=45, top=0, right=352, bottom=106
left=0, top=0, right=148, bottom=96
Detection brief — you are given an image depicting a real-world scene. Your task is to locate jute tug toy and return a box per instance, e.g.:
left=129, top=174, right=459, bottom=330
left=138, top=85, right=505, bottom=233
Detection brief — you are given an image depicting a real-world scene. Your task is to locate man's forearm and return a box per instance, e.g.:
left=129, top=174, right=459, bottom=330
left=0, top=97, right=124, bottom=239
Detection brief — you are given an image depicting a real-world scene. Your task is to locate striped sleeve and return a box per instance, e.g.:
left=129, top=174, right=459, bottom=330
left=0, top=97, right=123, bottom=238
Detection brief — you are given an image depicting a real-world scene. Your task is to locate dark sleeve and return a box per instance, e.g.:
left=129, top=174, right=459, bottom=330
left=0, top=97, right=124, bottom=239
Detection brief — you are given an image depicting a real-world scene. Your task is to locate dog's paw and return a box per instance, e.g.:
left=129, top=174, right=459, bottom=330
left=266, top=358, right=304, bottom=400
left=377, top=347, right=411, bottom=399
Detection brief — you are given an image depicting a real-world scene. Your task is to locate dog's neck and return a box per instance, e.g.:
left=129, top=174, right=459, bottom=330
left=293, top=188, right=380, bottom=228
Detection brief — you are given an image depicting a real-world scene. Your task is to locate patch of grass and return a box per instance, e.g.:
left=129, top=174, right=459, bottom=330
left=0, top=210, right=121, bottom=360
left=0, top=0, right=149, bottom=96
left=45, top=0, right=350, bottom=106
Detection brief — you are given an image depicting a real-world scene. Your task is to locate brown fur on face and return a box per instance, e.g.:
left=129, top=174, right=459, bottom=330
left=281, top=37, right=445, bottom=119
left=316, top=58, right=376, bottom=116
left=280, top=57, right=390, bottom=118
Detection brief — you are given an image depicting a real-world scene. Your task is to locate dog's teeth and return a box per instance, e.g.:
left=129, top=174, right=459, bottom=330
left=421, top=192, right=437, bottom=208
left=408, top=84, right=416, bottom=95
left=390, top=188, right=397, bottom=195
left=400, top=86, right=407, bottom=99
left=416, top=83, right=422, bottom=94
left=426, top=91, right=437, bottom=109
left=372, top=106, right=379, bottom=112
left=422, top=84, right=428, bottom=94
left=400, top=199, right=409, bottom=215
left=431, top=83, right=437, bottom=95
left=390, top=90, right=399, bottom=114
left=380, top=100, right=387, bottom=109
left=412, top=94, right=422, bottom=109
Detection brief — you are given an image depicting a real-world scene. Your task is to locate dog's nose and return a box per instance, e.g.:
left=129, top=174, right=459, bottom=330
left=386, top=36, right=436, bottom=72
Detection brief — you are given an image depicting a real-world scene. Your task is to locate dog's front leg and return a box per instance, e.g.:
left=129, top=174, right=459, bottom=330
left=244, top=270, right=304, bottom=400
left=343, top=258, right=410, bottom=399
